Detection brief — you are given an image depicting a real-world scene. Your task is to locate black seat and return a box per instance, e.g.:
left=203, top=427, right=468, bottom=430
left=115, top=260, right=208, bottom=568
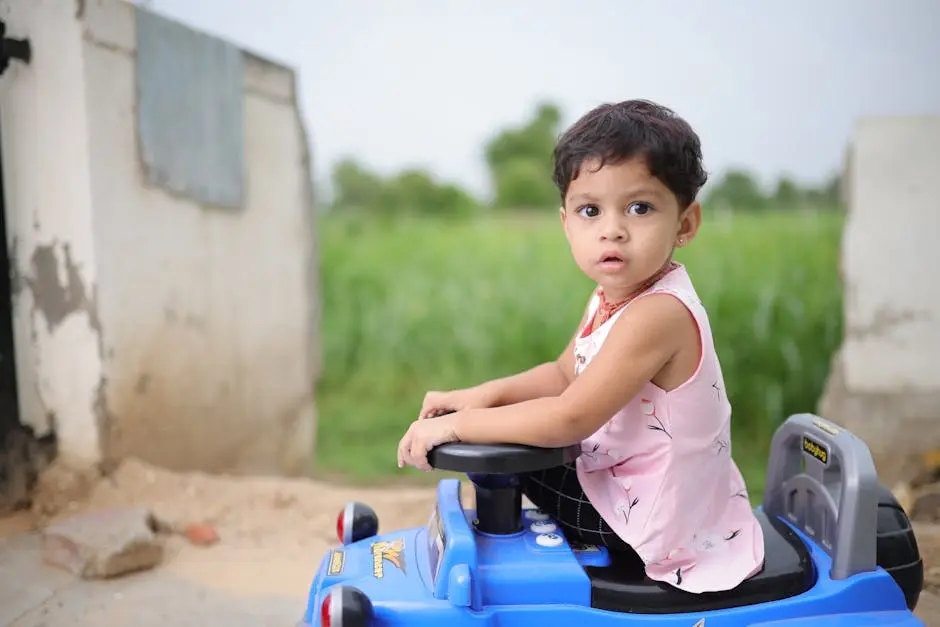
left=584, top=511, right=816, bottom=614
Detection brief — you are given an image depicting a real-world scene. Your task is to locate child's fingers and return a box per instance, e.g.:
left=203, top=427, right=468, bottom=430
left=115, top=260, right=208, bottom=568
left=409, top=436, right=431, bottom=472
left=398, top=434, right=409, bottom=467
left=419, top=392, right=443, bottom=419
left=420, top=408, right=448, bottom=420
left=397, top=424, right=415, bottom=468
left=418, top=405, right=436, bottom=419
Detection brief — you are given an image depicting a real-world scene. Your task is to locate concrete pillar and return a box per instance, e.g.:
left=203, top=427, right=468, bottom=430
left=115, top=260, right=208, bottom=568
left=819, top=116, right=940, bottom=486
left=0, top=0, right=105, bottom=468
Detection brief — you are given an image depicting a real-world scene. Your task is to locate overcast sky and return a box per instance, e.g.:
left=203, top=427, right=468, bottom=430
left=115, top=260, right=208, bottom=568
left=142, top=0, right=940, bottom=199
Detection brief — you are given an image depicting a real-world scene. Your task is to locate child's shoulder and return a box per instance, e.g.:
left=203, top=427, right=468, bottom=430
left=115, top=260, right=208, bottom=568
left=643, top=263, right=700, bottom=303
left=630, top=264, right=711, bottom=339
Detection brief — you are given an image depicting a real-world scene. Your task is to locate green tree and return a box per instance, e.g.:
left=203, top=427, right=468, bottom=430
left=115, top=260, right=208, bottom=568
left=704, top=169, right=769, bottom=211
left=330, top=159, right=479, bottom=217
left=331, top=159, right=389, bottom=212
left=484, top=101, right=563, bottom=210
left=387, top=169, right=478, bottom=217
left=772, top=177, right=801, bottom=209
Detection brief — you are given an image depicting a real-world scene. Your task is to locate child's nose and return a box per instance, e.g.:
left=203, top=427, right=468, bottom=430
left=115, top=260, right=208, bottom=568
left=600, top=218, right=627, bottom=241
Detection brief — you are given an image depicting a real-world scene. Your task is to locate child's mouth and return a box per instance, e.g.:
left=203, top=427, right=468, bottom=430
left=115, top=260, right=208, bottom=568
left=598, top=253, right=625, bottom=269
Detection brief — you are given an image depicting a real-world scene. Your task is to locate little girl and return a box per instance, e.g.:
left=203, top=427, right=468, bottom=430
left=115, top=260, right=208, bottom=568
left=397, top=99, right=765, bottom=593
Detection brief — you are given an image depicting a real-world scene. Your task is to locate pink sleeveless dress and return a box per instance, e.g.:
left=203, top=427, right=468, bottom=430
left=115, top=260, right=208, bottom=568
left=574, top=263, right=765, bottom=593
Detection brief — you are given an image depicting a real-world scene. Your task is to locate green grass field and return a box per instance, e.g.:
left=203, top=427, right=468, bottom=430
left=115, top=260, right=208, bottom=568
left=313, top=208, right=844, bottom=500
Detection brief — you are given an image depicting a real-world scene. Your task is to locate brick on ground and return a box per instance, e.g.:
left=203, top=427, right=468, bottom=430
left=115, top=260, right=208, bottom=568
left=41, top=507, right=166, bottom=579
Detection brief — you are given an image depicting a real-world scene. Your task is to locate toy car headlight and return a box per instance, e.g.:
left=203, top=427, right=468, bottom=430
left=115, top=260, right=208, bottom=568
left=320, top=585, right=373, bottom=627
left=336, top=502, right=379, bottom=545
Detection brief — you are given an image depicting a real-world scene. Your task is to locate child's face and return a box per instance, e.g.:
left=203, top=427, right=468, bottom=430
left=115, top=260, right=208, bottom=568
left=559, top=157, right=700, bottom=300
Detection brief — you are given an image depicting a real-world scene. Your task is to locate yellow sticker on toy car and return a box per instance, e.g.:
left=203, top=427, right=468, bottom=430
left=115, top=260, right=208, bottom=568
left=813, top=419, right=841, bottom=436
left=371, top=538, right=406, bottom=578
left=802, top=435, right=829, bottom=465
left=327, top=550, right=345, bottom=575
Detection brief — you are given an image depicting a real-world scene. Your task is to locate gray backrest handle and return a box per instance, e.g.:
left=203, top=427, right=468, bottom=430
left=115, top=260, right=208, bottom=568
left=762, top=413, right=879, bottom=580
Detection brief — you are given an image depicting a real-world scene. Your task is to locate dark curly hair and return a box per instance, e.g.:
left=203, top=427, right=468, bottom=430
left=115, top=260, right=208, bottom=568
left=552, top=99, right=708, bottom=209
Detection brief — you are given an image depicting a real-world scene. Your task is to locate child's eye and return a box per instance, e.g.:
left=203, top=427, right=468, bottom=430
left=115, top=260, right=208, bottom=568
left=627, top=202, right=654, bottom=216
left=577, top=205, right=600, bottom=218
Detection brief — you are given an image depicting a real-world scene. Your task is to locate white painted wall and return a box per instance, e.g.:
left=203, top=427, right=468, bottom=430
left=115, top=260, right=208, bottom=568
left=820, top=115, right=940, bottom=484
left=0, top=0, right=319, bottom=476
left=840, top=117, right=940, bottom=393
left=0, top=0, right=104, bottom=466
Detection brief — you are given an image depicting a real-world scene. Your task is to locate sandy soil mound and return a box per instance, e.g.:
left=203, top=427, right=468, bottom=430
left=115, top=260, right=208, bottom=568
left=18, top=457, right=447, bottom=597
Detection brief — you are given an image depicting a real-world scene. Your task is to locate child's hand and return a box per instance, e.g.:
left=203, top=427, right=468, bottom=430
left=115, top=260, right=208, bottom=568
left=419, top=388, right=494, bottom=419
left=397, top=412, right=462, bottom=471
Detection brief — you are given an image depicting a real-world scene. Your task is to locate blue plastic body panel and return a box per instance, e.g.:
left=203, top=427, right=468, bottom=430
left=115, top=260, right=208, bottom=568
left=747, top=614, right=924, bottom=626
left=297, top=478, right=924, bottom=627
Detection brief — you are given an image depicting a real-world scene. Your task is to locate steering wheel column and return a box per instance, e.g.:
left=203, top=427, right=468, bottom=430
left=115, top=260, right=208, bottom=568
left=467, top=472, right=523, bottom=535
left=428, top=442, right=580, bottom=536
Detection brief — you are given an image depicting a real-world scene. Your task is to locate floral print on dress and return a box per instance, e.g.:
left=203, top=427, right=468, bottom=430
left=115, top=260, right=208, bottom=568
left=581, top=441, right=606, bottom=462
left=712, top=380, right=722, bottom=399
left=614, top=494, right=640, bottom=526
left=713, top=436, right=730, bottom=456
left=574, top=350, right=588, bottom=376
left=694, top=531, right=724, bottom=553
left=641, top=399, right=672, bottom=439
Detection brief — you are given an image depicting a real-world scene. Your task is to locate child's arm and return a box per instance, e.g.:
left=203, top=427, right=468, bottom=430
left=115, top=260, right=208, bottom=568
left=453, top=293, right=696, bottom=447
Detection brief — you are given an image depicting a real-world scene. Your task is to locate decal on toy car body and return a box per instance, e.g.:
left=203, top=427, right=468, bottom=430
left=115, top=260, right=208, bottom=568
left=813, top=419, right=840, bottom=436
left=371, top=538, right=407, bottom=578
left=327, top=550, right=345, bottom=575
left=427, top=505, right=447, bottom=580
left=802, top=435, right=829, bottom=465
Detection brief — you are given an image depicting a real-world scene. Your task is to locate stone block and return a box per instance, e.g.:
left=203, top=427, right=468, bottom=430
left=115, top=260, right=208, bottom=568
left=41, top=507, right=165, bottom=578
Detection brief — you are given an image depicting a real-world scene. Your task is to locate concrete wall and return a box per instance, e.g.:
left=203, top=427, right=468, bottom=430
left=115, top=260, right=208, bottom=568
left=819, top=116, right=940, bottom=485
left=0, top=0, right=319, bottom=483
left=0, top=0, right=104, bottom=471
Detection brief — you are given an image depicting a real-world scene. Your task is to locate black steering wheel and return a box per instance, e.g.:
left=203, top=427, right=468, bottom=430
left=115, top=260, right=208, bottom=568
left=424, top=408, right=579, bottom=474
left=428, top=441, right=580, bottom=474
left=422, top=410, right=580, bottom=535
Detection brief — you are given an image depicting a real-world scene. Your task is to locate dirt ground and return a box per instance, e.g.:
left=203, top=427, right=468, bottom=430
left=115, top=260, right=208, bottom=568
left=0, top=457, right=938, bottom=626
left=0, top=457, right=444, bottom=626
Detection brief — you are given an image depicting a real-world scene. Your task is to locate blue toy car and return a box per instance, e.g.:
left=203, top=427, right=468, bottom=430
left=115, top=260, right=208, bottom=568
left=297, top=413, right=925, bottom=626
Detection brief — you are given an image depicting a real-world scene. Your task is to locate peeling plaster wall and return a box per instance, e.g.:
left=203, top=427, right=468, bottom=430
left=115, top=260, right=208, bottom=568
left=0, top=0, right=105, bottom=466
left=819, top=116, right=940, bottom=485
left=0, top=0, right=318, bottom=487
left=81, top=0, right=318, bottom=475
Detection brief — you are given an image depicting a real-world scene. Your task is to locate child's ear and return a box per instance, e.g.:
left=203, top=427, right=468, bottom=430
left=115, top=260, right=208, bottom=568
left=559, top=206, right=567, bottom=229
left=676, top=201, right=701, bottom=246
